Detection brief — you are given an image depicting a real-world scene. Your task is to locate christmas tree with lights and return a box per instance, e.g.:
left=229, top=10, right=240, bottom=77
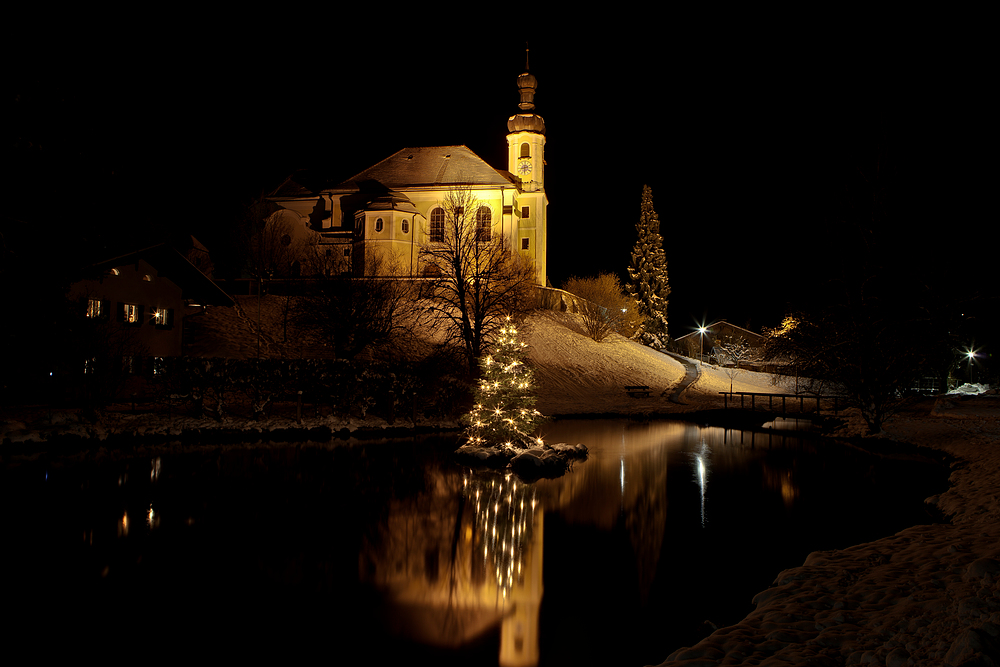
left=464, top=317, right=545, bottom=450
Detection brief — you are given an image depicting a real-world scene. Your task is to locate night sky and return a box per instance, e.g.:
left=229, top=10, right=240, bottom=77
left=6, top=13, right=993, bottom=342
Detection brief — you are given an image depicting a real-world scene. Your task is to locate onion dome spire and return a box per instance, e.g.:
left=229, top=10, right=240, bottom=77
left=508, top=44, right=545, bottom=134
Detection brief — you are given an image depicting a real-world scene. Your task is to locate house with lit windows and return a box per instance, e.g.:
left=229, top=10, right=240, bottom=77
left=265, top=65, right=549, bottom=287
left=69, top=242, right=234, bottom=362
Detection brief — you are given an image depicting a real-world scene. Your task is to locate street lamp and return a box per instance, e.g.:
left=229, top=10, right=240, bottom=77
left=698, top=326, right=708, bottom=365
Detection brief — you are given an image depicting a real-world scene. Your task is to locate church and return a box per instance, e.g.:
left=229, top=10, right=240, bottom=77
left=266, top=63, right=549, bottom=287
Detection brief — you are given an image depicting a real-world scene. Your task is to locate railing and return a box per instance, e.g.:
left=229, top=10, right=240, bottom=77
left=719, top=392, right=844, bottom=414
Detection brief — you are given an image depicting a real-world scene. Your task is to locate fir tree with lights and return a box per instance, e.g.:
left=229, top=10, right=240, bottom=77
left=464, top=317, right=545, bottom=450
left=627, top=184, right=671, bottom=349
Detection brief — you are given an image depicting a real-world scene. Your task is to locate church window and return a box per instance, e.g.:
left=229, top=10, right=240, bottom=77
left=402, top=219, right=409, bottom=234
left=521, top=238, right=530, bottom=250
left=430, top=208, right=445, bottom=243
left=522, top=206, right=529, bottom=219
left=476, top=207, right=491, bottom=241
left=520, top=143, right=530, bottom=158
left=375, top=218, right=384, bottom=233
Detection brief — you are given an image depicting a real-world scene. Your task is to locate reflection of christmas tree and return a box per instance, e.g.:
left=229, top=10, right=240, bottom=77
left=463, top=470, right=537, bottom=602
left=464, top=317, right=545, bottom=449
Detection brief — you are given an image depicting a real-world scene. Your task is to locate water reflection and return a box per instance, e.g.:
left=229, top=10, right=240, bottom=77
left=3, top=422, right=941, bottom=666
left=360, top=468, right=544, bottom=666
left=692, top=439, right=710, bottom=527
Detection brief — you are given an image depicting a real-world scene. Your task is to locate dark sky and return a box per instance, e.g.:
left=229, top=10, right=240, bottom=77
left=6, top=13, right=993, bottom=339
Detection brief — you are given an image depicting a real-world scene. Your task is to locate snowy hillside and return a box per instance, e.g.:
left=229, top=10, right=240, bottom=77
left=522, top=309, right=790, bottom=416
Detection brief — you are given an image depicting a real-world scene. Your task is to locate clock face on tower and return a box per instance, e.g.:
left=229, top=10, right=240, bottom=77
left=517, top=158, right=532, bottom=175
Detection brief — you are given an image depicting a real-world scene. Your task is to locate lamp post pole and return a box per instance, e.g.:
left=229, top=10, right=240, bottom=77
left=698, top=327, right=707, bottom=366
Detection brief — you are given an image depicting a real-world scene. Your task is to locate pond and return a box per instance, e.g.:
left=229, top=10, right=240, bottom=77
left=1, top=419, right=946, bottom=664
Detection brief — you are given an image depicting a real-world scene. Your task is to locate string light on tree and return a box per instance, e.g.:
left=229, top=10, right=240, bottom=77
left=464, top=316, right=546, bottom=449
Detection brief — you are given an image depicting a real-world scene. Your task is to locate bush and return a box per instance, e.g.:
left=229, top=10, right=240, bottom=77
left=562, top=274, right=642, bottom=342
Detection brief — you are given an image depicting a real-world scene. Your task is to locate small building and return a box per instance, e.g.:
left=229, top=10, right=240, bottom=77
left=674, top=321, right=766, bottom=363
left=69, top=243, right=234, bottom=363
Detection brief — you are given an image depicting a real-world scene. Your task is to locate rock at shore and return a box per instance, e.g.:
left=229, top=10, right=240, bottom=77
left=454, top=442, right=588, bottom=481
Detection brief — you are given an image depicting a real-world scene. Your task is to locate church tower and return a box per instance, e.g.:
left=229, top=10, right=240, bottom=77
left=507, top=48, right=548, bottom=286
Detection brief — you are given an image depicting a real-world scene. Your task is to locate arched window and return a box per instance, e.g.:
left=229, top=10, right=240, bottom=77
left=375, top=218, right=384, bottom=233
left=476, top=206, right=491, bottom=242
left=430, top=208, right=445, bottom=243
left=520, top=142, right=530, bottom=158
left=401, top=219, right=409, bottom=234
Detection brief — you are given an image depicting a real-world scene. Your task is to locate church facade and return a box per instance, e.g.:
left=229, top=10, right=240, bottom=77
left=267, top=67, right=549, bottom=287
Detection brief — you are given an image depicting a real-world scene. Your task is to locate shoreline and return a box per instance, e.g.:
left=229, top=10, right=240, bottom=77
left=660, top=394, right=1000, bottom=666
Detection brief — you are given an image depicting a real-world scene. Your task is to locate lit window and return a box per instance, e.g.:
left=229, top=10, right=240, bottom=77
left=476, top=207, right=491, bottom=242
left=123, top=304, right=139, bottom=324
left=110, top=268, right=120, bottom=276
left=142, top=274, right=152, bottom=282
left=402, top=219, right=409, bottom=234
left=86, top=299, right=103, bottom=318
left=520, top=142, right=530, bottom=158
left=430, top=208, right=445, bottom=243
left=521, top=238, right=529, bottom=250
left=375, top=218, right=384, bottom=233
left=150, top=308, right=173, bottom=328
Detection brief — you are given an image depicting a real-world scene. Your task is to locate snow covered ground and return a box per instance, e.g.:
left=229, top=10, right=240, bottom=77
left=523, top=309, right=793, bottom=417
left=4, top=308, right=1000, bottom=666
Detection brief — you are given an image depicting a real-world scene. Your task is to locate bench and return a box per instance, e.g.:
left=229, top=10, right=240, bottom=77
left=625, top=385, right=651, bottom=398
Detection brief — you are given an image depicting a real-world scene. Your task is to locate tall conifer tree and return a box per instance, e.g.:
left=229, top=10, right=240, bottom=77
left=627, top=185, right=670, bottom=348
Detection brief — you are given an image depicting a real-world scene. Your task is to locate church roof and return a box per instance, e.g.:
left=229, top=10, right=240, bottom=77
left=362, top=191, right=421, bottom=215
left=332, top=145, right=516, bottom=192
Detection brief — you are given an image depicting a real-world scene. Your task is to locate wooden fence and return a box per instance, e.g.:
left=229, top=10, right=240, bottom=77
left=719, top=392, right=844, bottom=414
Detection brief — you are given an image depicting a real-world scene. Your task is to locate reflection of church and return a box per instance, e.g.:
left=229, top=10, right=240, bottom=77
left=359, top=470, right=544, bottom=667
left=266, top=59, right=549, bottom=287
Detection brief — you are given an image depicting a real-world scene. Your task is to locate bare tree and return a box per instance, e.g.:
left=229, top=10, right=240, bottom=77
left=563, top=273, right=641, bottom=342
left=248, top=210, right=305, bottom=283
left=295, top=247, right=420, bottom=360
left=715, top=334, right=758, bottom=393
left=420, top=185, right=536, bottom=372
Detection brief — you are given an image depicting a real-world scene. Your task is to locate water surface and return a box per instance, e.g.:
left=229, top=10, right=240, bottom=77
left=1, top=420, right=944, bottom=664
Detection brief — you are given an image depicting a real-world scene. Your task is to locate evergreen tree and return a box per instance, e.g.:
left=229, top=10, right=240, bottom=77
left=627, top=185, right=671, bottom=348
left=464, top=317, right=545, bottom=449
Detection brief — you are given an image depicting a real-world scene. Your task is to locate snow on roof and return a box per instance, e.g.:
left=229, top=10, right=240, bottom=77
left=674, top=320, right=765, bottom=343
left=331, top=145, right=515, bottom=192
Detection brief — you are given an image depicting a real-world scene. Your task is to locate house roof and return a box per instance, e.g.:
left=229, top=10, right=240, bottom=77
left=270, top=146, right=516, bottom=198
left=89, top=244, right=235, bottom=307
left=674, top=320, right=765, bottom=343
